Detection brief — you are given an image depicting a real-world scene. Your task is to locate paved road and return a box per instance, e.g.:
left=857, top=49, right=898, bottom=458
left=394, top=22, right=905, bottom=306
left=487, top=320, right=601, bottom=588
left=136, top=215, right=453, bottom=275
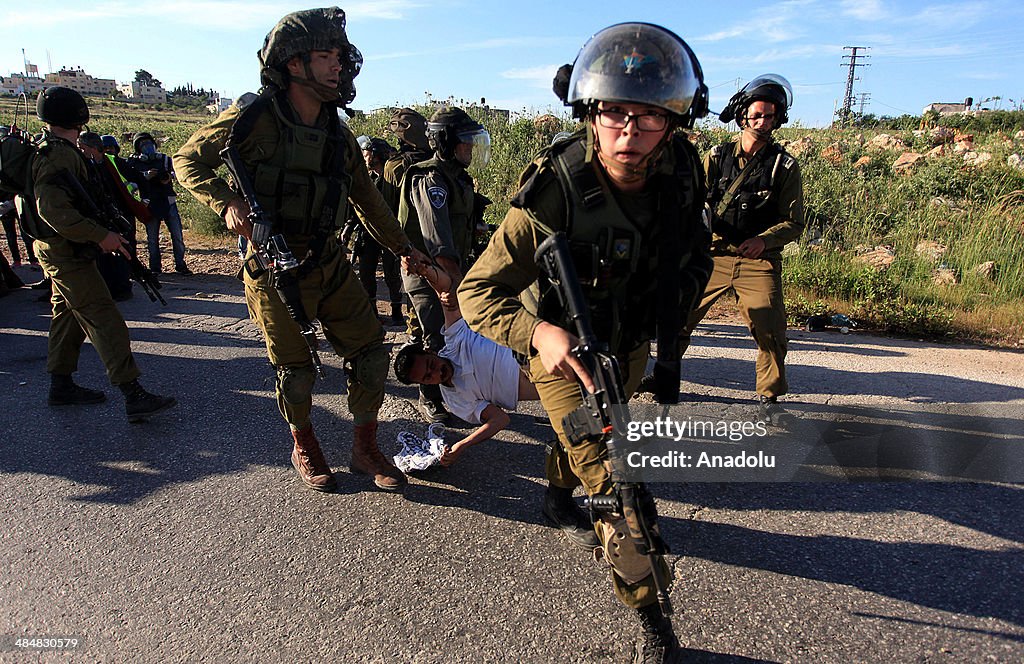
left=1, top=272, right=1021, bottom=663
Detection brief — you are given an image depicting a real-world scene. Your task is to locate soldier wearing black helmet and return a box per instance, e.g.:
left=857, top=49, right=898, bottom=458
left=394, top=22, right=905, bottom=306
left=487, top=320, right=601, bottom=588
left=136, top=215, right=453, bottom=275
left=174, top=7, right=429, bottom=493
left=25, top=86, right=176, bottom=420
left=681, top=74, right=804, bottom=425
left=399, top=106, right=490, bottom=424
left=458, top=23, right=713, bottom=662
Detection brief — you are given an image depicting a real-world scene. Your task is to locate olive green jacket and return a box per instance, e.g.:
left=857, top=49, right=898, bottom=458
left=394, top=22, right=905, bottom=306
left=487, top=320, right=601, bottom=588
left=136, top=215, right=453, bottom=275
left=173, top=99, right=411, bottom=257
left=31, top=133, right=109, bottom=246
left=704, top=139, right=804, bottom=255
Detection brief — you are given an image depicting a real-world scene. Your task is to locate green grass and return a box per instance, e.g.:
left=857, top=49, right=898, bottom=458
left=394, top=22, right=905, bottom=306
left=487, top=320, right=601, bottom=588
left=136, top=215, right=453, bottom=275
left=6, top=95, right=1021, bottom=345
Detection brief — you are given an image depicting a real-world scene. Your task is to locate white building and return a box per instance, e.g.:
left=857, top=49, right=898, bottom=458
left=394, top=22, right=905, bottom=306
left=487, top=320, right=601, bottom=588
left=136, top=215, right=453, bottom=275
left=119, top=80, right=167, bottom=103
left=206, top=96, right=232, bottom=114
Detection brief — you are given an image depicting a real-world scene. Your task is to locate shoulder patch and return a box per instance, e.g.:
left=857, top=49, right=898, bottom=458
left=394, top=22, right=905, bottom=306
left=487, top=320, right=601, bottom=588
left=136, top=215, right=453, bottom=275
left=709, top=145, right=722, bottom=157
left=780, top=155, right=796, bottom=170
left=234, top=92, right=258, bottom=111
left=427, top=186, right=448, bottom=209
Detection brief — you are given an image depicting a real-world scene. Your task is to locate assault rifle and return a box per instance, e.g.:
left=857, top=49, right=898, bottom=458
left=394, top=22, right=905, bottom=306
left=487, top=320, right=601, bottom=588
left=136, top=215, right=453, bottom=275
left=534, top=232, right=673, bottom=616
left=219, top=146, right=325, bottom=379
left=56, top=169, right=166, bottom=305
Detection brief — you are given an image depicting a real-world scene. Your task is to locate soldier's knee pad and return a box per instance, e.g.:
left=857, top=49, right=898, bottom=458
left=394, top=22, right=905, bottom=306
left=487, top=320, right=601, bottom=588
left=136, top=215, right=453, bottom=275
left=595, top=518, right=655, bottom=585
left=276, top=365, right=316, bottom=404
left=350, top=345, right=388, bottom=392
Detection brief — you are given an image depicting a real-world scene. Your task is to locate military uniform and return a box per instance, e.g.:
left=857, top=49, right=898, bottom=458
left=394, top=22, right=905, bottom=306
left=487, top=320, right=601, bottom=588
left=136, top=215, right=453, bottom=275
left=28, top=131, right=140, bottom=386
left=680, top=138, right=804, bottom=398
left=351, top=169, right=403, bottom=318
left=399, top=156, right=476, bottom=354
left=382, top=146, right=429, bottom=338
left=458, top=133, right=713, bottom=609
left=173, top=94, right=413, bottom=430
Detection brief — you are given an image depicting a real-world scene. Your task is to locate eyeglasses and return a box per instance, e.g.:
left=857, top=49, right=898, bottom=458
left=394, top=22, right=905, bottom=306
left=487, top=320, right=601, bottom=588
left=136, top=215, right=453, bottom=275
left=596, top=108, right=669, bottom=132
left=745, top=113, right=776, bottom=123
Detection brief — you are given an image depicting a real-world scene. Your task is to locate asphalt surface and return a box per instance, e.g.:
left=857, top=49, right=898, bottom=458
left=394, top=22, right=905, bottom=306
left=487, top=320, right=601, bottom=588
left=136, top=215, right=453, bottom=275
left=0, top=269, right=1022, bottom=663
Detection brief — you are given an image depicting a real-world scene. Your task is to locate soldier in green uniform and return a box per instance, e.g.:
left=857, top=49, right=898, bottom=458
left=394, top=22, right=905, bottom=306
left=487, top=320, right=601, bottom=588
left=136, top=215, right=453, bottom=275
left=173, top=7, right=428, bottom=493
left=398, top=107, right=490, bottom=424
left=26, top=87, right=176, bottom=421
left=353, top=137, right=404, bottom=326
left=458, top=23, right=713, bottom=663
left=681, top=74, right=804, bottom=424
left=381, top=107, right=430, bottom=343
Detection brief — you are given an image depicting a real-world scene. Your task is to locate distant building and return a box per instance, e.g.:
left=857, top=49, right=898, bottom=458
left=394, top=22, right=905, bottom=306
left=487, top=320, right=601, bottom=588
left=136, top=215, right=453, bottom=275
left=923, top=97, right=974, bottom=116
left=119, top=80, right=167, bottom=104
left=0, top=73, right=45, bottom=96
left=44, top=67, right=117, bottom=97
left=206, top=96, right=232, bottom=114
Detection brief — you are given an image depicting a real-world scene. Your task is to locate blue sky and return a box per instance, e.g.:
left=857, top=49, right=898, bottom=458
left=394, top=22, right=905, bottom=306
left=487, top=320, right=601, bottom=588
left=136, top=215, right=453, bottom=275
left=2, top=1, right=1022, bottom=127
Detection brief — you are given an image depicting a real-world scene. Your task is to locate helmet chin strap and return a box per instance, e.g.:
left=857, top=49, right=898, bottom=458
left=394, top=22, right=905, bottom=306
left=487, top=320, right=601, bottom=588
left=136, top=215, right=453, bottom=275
left=588, top=122, right=671, bottom=187
left=291, top=60, right=341, bottom=103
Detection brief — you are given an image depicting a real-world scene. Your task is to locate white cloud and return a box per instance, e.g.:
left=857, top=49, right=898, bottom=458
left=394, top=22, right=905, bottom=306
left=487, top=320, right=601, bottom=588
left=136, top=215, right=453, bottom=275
left=369, top=37, right=559, bottom=62
left=841, top=0, right=888, bottom=21
left=2, top=1, right=418, bottom=29
left=501, top=64, right=559, bottom=89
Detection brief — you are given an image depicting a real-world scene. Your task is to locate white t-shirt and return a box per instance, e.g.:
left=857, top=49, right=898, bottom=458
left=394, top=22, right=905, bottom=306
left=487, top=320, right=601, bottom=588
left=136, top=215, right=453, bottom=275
left=439, top=319, right=521, bottom=424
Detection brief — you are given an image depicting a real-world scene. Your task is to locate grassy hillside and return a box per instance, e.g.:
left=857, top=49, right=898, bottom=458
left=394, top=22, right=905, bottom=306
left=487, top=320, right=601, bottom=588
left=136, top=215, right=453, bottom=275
left=5, top=96, right=1021, bottom=346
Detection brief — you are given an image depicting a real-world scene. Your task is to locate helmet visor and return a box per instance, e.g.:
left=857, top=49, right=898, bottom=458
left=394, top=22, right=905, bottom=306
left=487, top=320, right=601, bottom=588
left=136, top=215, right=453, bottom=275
left=567, top=22, right=702, bottom=117
left=742, top=74, right=793, bottom=110
left=457, top=128, right=491, bottom=169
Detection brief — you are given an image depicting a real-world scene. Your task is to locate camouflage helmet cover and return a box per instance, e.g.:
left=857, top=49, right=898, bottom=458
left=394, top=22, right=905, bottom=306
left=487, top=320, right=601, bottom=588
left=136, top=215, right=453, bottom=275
left=258, top=6, right=363, bottom=106
left=387, top=107, right=430, bottom=152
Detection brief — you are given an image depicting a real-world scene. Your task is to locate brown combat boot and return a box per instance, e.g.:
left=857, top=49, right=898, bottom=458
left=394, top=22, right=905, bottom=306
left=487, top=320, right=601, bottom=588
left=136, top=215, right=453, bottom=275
left=350, top=422, right=406, bottom=491
left=291, top=425, right=337, bottom=492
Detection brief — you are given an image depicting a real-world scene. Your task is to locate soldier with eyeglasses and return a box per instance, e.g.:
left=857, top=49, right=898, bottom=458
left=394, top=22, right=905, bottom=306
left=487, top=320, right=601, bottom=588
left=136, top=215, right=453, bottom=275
left=681, top=74, right=805, bottom=425
left=458, top=23, right=714, bottom=662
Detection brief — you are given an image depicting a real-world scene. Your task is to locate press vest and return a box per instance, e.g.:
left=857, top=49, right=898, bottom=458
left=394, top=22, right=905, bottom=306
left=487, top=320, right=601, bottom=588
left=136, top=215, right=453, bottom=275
left=708, top=140, right=793, bottom=245
left=399, top=156, right=475, bottom=266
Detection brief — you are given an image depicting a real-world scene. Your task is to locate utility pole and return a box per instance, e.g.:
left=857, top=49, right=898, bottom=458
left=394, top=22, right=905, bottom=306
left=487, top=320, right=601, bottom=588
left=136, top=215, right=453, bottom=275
left=858, top=92, right=871, bottom=119
left=840, top=46, right=870, bottom=126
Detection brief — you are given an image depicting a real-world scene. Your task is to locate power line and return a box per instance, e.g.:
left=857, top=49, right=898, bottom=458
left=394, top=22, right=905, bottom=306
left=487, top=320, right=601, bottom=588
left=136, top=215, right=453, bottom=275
left=839, top=46, right=870, bottom=126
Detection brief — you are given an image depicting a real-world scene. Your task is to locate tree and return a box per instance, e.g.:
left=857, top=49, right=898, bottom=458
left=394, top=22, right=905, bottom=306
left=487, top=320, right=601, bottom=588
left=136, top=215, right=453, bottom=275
left=134, top=69, right=162, bottom=88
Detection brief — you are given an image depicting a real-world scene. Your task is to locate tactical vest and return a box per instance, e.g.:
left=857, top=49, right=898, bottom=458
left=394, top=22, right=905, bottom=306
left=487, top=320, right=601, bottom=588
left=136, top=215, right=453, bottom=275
left=399, top=156, right=475, bottom=267
left=708, top=140, right=792, bottom=245
left=18, top=136, right=94, bottom=242
left=240, top=96, right=352, bottom=242
left=519, top=135, right=704, bottom=355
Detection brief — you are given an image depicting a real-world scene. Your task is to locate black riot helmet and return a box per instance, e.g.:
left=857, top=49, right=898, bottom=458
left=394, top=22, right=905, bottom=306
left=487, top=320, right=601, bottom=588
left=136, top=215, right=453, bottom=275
left=387, top=107, right=430, bottom=152
left=719, top=74, right=793, bottom=126
left=427, top=107, right=491, bottom=168
left=258, top=6, right=363, bottom=108
left=132, top=131, right=156, bottom=153
left=36, top=87, right=90, bottom=129
left=364, top=137, right=393, bottom=160
left=101, top=134, right=120, bottom=155
left=557, top=22, right=708, bottom=128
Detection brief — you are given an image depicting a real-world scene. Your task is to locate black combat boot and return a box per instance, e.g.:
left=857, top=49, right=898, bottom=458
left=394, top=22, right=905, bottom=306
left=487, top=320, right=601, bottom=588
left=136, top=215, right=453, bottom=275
left=119, top=379, right=177, bottom=423
left=634, top=602, right=681, bottom=664
left=48, top=374, right=106, bottom=406
left=542, top=485, right=599, bottom=549
left=390, top=302, right=404, bottom=327
left=758, top=395, right=794, bottom=427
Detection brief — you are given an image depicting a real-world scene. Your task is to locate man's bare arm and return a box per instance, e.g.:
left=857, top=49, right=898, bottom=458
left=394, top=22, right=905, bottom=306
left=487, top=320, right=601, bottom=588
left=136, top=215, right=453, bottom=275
left=439, top=404, right=511, bottom=466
